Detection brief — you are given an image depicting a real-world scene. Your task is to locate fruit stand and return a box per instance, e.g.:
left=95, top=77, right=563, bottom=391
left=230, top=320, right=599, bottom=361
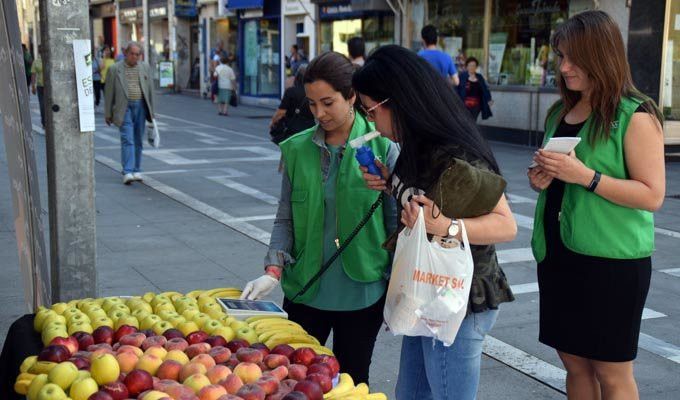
left=5, top=288, right=388, bottom=400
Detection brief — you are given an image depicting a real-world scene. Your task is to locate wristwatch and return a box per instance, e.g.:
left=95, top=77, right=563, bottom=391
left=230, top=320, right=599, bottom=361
left=447, top=218, right=460, bottom=238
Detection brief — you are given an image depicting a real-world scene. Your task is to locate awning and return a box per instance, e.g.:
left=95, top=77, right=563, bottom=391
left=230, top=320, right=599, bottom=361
left=228, top=0, right=264, bottom=10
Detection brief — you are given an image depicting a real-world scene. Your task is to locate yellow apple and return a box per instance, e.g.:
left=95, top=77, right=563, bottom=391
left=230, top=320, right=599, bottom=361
left=202, top=320, right=223, bottom=335
left=167, top=315, right=186, bottom=327
left=61, top=307, right=81, bottom=319
left=178, top=321, right=200, bottom=336
left=141, top=314, right=162, bottom=330
left=42, top=314, right=67, bottom=329
left=47, top=361, right=78, bottom=390
left=27, top=373, right=48, bottom=400
left=66, top=313, right=90, bottom=325
left=68, top=377, right=98, bottom=400
left=192, top=313, right=211, bottom=328
left=165, top=349, right=190, bottom=365
left=67, top=322, right=93, bottom=335
left=211, top=326, right=236, bottom=342
left=229, top=320, right=248, bottom=331
left=181, top=308, right=201, bottom=321
left=154, top=302, right=175, bottom=314
left=235, top=326, right=259, bottom=344
left=90, top=353, right=120, bottom=385
left=114, top=315, right=139, bottom=330
left=108, top=310, right=128, bottom=323
left=50, top=302, right=69, bottom=315
left=153, top=320, right=175, bottom=336
left=101, top=297, right=123, bottom=312
left=91, top=317, right=114, bottom=330
left=36, top=383, right=67, bottom=400
left=129, top=301, right=153, bottom=314
left=131, top=308, right=151, bottom=321
left=151, top=295, right=171, bottom=308
left=34, top=309, right=57, bottom=332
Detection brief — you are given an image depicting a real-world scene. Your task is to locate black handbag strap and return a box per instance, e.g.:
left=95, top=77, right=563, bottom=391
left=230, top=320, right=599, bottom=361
left=290, top=194, right=384, bottom=302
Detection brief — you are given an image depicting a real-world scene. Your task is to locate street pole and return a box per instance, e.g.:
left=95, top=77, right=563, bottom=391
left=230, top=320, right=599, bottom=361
left=143, top=0, right=150, bottom=63
left=169, top=0, right=177, bottom=92
left=38, top=0, right=97, bottom=302
left=0, top=0, right=50, bottom=311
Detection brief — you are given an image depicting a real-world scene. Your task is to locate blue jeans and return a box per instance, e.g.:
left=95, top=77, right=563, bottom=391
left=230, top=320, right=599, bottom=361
left=395, top=309, right=499, bottom=400
left=120, top=100, right=147, bottom=174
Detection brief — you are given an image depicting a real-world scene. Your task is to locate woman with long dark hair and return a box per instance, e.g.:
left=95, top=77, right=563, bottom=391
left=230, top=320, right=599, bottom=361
left=354, top=45, right=517, bottom=400
left=529, top=11, right=664, bottom=399
left=241, top=51, right=398, bottom=385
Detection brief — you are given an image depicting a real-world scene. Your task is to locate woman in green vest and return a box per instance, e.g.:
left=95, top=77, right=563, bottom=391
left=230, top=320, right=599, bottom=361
left=353, top=45, right=518, bottom=400
left=529, top=11, right=665, bottom=400
left=241, top=51, right=399, bottom=385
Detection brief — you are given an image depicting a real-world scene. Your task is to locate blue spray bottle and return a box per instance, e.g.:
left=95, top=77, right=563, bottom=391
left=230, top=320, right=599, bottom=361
left=349, top=131, right=383, bottom=178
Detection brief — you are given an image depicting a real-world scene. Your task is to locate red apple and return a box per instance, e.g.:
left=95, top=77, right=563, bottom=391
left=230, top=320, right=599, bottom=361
left=250, top=343, right=270, bottom=358
left=38, top=344, right=71, bottom=362
left=311, top=355, right=339, bottom=377
left=270, top=345, right=295, bottom=359
left=307, top=363, right=332, bottom=379
left=255, top=375, right=279, bottom=395
left=281, top=391, right=308, bottom=400
left=205, top=335, right=228, bottom=348
left=113, top=325, right=138, bottom=344
left=305, top=374, right=331, bottom=394
left=225, top=339, right=249, bottom=353
left=236, top=383, right=266, bottom=400
left=263, top=354, right=290, bottom=370
left=101, top=381, right=130, bottom=400
left=50, top=336, right=79, bottom=355
left=287, top=365, right=307, bottom=381
left=88, top=391, right=115, bottom=400
left=69, top=356, right=91, bottom=370
left=293, top=380, right=323, bottom=400
left=289, top=348, right=316, bottom=367
left=119, top=332, right=147, bottom=347
left=73, top=331, right=95, bottom=351
left=93, top=326, right=115, bottom=345
left=124, top=369, right=154, bottom=397
left=186, top=331, right=210, bottom=345
left=162, top=328, right=185, bottom=341
left=209, top=346, right=232, bottom=364
left=236, top=348, right=264, bottom=364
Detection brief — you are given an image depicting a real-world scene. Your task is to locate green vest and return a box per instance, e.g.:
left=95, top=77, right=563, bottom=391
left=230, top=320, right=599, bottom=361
left=279, top=114, right=392, bottom=303
left=531, top=96, right=655, bottom=262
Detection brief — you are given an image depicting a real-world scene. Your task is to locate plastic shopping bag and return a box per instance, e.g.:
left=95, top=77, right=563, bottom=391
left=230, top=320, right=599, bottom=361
left=147, top=118, right=160, bottom=148
left=384, top=207, right=473, bottom=346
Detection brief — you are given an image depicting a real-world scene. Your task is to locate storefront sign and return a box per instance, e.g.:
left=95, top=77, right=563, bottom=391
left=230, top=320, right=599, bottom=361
left=159, top=61, right=175, bottom=88
left=515, top=0, right=562, bottom=16
left=284, top=0, right=309, bottom=15
left=73, top=40, right=96, bottom=132
left=149, top=6, right=167, bottom=19
left=176, top=0, right=198, bottom=18
left=243, top=9, right=265, bottom=18
left=120, top=8, right=142, bottom=24
left=488, top=32, right=507, bottom=84
left=228, top=0, right=264, bottom=10
left=320, top=3, right=354, bottom=18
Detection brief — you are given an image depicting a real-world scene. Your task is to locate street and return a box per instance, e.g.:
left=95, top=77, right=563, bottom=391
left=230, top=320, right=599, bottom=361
left=1, top=92, right=679, bottom=399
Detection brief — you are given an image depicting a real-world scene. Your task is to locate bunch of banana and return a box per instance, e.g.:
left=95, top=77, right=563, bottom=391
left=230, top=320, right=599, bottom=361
left=264, top=331, right=321, bottom=349
left=288, top=342, right=335, bottom=356
left=13, top=372, right=36, bottom=395
left=199, top=287, right=243, bottom=299
left=323, top=374, right=387, bottom=399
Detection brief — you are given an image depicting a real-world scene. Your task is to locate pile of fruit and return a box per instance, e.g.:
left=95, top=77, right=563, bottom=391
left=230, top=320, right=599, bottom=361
left=15, top=288, right=388, bottom=400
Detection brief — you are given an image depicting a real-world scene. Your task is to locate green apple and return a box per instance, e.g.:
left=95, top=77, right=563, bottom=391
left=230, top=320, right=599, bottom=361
left=66, top=313, right=90, bottom=325
left=152, top=320, right=174, bottom=335
left=129, top=300, right=153, bottom=314
left=42, top=314, right=67, bottom=329
left=167, top=315, right=186, bottom=327
left=157, top=309, right=179, bottom=321
left=192, top=313, right=211, bottom=328
left=197, top=295, right=216, bottom=308
left=50, top=302, right=69, bottom=315
left=229, top=320, right=249, bottom=331
left=178, top=321, right=200, bottom=336
left=67, top=322, right=93, bottom=335
left=181, top=308, right=200, bottom=321
left=235, top=326, right=259, bottom=344
left=47, top=361, right=78, bottom=390
left=206, top=308, right=226, bottom=320
left=75, top=370, right=90, bottom=382
left=27, top=373, right=48, bottom=400
left=90, top=353, right=120, bottom=385
left=68, top=377, right=98, bottom=400
left=154, top=301, right=175, bottom=314
left=85, top=307, right=107, bottom=321
left=42, top=327, right=68, bottom=346
left=34, top=309, right=57, bottom=332
left=114, top=315, right=139, bottom=330
left=211, top=326, right=236, bottom=342
left=61, top=307, right=81, bottom=319
left=36, top=383, right=67, bottom=400
left=141, top=314, right=162, bottom=330
left=131, top=308, right=151, bottom=321
left=108, top=310, right=128, bottom=323
left=202, top=319, right=223, bottom=334
left=91, top=316, right=114, bottom=330
left=150, top=295, right=171, bottom=308
left=101, top=297, right=124, bottom=312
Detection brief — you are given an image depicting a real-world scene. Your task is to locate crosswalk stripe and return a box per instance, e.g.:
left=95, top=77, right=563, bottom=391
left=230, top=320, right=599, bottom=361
left=639, top=334, right=680, bottom=364
left=659, top=268, right=680, bottom=278
left=497, top=247, right=534, bottom=264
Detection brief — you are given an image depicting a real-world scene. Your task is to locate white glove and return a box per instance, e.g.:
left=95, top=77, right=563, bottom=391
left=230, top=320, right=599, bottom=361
left=240, top=275, right=280, bottom=300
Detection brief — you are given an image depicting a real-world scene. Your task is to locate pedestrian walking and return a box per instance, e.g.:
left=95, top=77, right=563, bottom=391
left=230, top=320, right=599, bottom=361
left=22, top=44, right=33, bottom=91
left=269, top=65, right=315, bottom=144
left=30, top=45, right=45, bottom=128
left=100, top=46, right=115, bottom=93
left=104, top=41, right=156, bottom=185
left=92, top=50, right=103, bottom=110
left=214, top=55, right=236, bottom=116
left=457, top=57, right=493, bottom=121
left=354, top=45, right=517, bottom=400
left=241, top=51, right=399, bottom=386
left=348, top=37, right=366, bottom=67
left=418, top=25, right=459, bottom=87
left=528, top=11, right=665, bottom=400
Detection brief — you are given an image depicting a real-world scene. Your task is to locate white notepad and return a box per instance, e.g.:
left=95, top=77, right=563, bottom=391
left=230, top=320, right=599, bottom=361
left=529, top=137, right=582, bottom=168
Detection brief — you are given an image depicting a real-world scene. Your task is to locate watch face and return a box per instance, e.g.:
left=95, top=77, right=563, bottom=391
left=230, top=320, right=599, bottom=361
left=448, top=221, right=459, bottom=237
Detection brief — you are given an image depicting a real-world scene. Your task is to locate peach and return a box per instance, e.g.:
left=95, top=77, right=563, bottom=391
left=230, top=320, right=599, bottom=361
left=236, top=383, right=266, bottom=400
left=198, top=384, right=227, bottom=400
left=236, top=348, right=263, bottom=364
left=191, top=353, right=216, bottom=370
left=179, top=362, right=208, bottom=382
left=119, top=332, right=147, bottom=347
left=225, top=355, right=240, bottom=370
left=164, top=383, right=196, bottom=400
left=116, top=351, right=140, bottom=373
left=183, top=373, right=211, bottom=394
left=255, top=375, right=279, bottom=395
left=217, top=395, right=246, bottom=400
left=142, top=335, right=168, bottom=351
left=263, top=354, right=289, bottom=370
left=89, top=345, right=115, bottom=359
left=287, top=364, right=307, bottom=381
left=117, top=344, right=144, bottom=357
left=269, top=366, right=289, bottom=382
left=289, top=348, right=316, bottom=366
left=265, top=386, right=293, bottom=400
left=208, top=346, right=232, bottom=364
left=144, top=346, right=168, bottom=360
left=233, top=362, right=262, bottom=384
left=165, top=349, right=190, bottom=365
left=136, top=353, right=163, bottom=375
left=156, top=359, right=183, bottom=381
left=224, top=339, right=249, bottom=354
left=153, top=378, right=180, bottom=392
left=164, top=337, right=189, bottom=352
left=250, top=343, right=270, bottom=359
left=206, top=365, right=232, bottom=384
left=218, top=373, right=244, bottom=394
left=185, top=343, right=211, bottom=359
left=280, top=379, right=298, bottom=392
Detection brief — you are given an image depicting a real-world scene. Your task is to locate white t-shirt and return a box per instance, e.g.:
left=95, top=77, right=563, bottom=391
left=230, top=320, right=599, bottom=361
left=214, top=64, right=235, bottom=90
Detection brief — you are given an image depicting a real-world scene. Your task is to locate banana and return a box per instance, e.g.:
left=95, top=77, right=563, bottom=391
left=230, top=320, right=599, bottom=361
left=246, top=315, right=286, bottom=324
left=28, top=361, right=57, bottom=375
left=287, top=343, right=334, bottom=356
left=14, top=379, right=31, bottom=395
left=255, top=324, right=308, bottom=337
left=258, top=328, right=308, bottom=343
left=209, top=290, right=241, bottom=299
left=185, top=289, right=204, bottom=299
left=159, top=291, right=183, bottom=301
left=252, top=319, right=304, bottom=332
left=16, top=372, right=36, bottom=382
left=19, top=355, right=38, bottom=373
left=265, top=333, right=320, bottom=349
left=343, top=383, right=369, bottom=397
left=202, top=287, right=242, bottom=297
left=324, top=373, right=354, bottom=399
left=366, top=393, right=388, bottom=400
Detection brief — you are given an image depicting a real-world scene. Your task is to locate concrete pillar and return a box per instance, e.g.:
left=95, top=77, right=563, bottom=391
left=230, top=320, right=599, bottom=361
left=38, top=0, right=97, bottom=302
left=143, top=0, right=150, bottom=62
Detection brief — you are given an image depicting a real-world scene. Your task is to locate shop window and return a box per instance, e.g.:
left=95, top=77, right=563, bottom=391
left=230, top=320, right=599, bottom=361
left=242, top=19, right=281, bottom=97
left=490, top=0, right=568, bottom=87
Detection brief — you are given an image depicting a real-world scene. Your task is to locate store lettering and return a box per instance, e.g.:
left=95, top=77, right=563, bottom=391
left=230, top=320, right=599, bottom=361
left=321, top=5, right=353, bottom=15
left=412, top=268, right=465, bottom=290
left=515, top=0, right=561, bottom=16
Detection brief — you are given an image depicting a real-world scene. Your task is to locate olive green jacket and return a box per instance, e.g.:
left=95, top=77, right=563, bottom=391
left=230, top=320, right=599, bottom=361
left=104, top=60, right=155, bottom=127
